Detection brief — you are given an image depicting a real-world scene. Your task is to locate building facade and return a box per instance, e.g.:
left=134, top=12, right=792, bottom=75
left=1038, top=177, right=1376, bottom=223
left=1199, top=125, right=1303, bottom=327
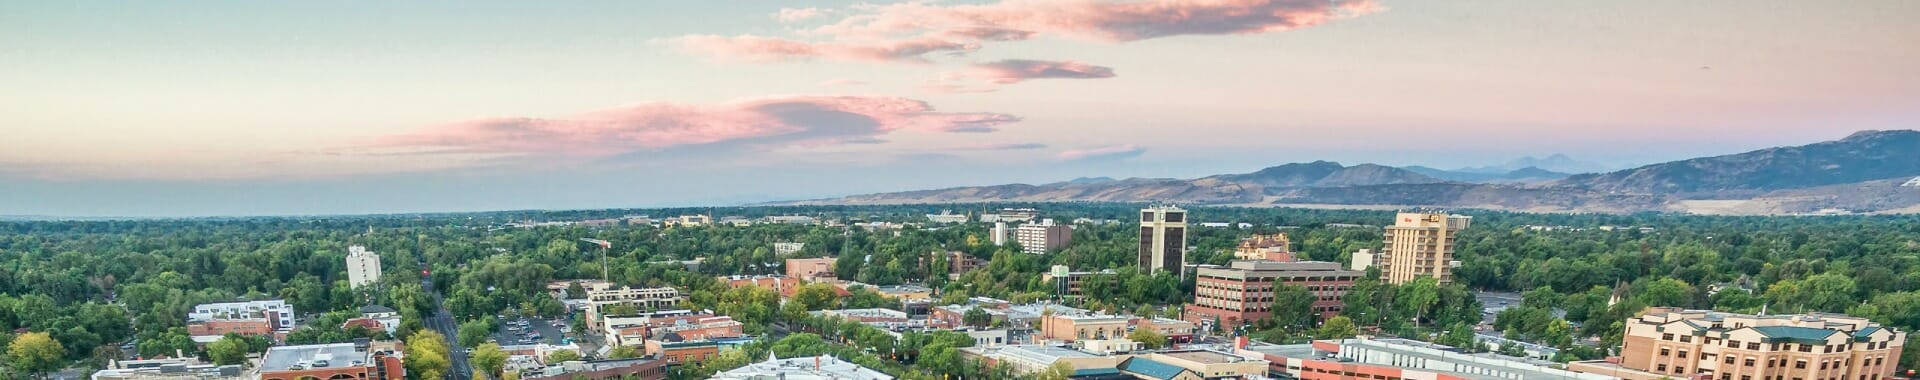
left=786, top=257, right=837, bottom=282
left=1234, top=233, right=1296, bottom=262
left=1016, top=220, right=1074, bottom=254
left=1138, top=206, right=1188, bottom=275
left=1569, top=308, right=1907, bottom=380
left=256, top=342, right=405, bottom=380
left=1184, top=261, right=1362, bottom=330
left=1374, top=212, right=1471, bottom=284
left=345, top=245, right=382, bottom=289
left=1040, top=313, right=1132, bottom=343
left=187, top=300, right=295, bottom=343
left=584, top=286, right=686, bottom=330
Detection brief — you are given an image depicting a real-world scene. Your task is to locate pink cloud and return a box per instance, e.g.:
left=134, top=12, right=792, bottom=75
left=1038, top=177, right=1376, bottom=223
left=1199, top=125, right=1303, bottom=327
left=966, top=59, right=1116, bottom=84
left=775, top=7, right=826, bottom=22
left=676, top=0, right=1381, bottom=63
left=1057, top=144, right=1146, bottom=160
left=818, top=78, right=869, bottom=87
left=378, top=96, right=1020, bottom=157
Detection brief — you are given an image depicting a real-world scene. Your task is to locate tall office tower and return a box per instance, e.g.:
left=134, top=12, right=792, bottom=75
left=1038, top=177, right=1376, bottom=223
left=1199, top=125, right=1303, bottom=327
left=1377, top=212, right=1472, bottom=284
left=1138, top=205, right=1188, bottom=274
left=345, top=245, right=382, bottom=289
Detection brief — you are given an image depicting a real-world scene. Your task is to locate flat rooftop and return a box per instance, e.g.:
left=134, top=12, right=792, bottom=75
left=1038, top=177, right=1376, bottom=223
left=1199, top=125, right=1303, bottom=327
left=1160, top=350, right=1249, bottom=364
left=259, top=343, right=366, bottom=371
left=1241, top=342, right=1322, bottom=359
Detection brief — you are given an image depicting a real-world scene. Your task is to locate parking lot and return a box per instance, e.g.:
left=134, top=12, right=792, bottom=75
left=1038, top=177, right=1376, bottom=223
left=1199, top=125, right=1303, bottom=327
left=492, top=317, right=572, bottom=346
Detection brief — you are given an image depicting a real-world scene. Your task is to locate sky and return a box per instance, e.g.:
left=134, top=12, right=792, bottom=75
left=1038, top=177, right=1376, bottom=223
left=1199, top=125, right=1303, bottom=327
left=3, top=0, right=1918, bottom=217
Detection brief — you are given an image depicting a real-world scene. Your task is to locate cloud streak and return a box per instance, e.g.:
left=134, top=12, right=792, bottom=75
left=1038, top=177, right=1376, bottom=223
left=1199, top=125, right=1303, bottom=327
left=1057, top=144, right=1146, bottom=160
left=968, top=59, right=1116, bottom=84
left=952, top=142, right=1049, bottom=151
left=377, top=96, right=1021, bottom=157
left=674, top=0, right=1381, bottom=63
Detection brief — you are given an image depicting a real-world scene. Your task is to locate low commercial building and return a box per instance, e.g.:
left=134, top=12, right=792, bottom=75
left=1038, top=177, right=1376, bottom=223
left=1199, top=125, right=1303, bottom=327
left=256, top=341, right=404, bottom=380
left=1238, top=337, right=1610, bottom=380
left=972, top=344, right=1127, bottom=376
left=1134, top=317, right=1199, bottom=344
left=91, top=358, right=245, bottom=380
left=643, top=339, right=719, bottom=365
left=520, top=358, right=666, bottom=380
left=1120, top=349, right=1268, bottom=380
left=710, top=354, right=893, bottom=380
left=1568, top=308, right=1906, bottom=380
left=600, top=310, right=715, bottom=347
left=1184, top=261, right=1361, bottom=330
left=926, top=211, right=970, bottom=224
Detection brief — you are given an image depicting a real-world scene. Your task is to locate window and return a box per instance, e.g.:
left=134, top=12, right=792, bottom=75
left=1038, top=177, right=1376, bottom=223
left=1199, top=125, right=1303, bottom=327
left=1659, top=364, right=1669, bottom=372
left=1665, top=333, right=1677, bottom=341
left=1799, top=344, right=1812, bottom=353
left=1662, top=348, right=1672, bottom=356
left=1726, top=356, right=1738, bottom=364
left=1797, top=360, right=1807, bottom=369
left=1682, top=336, right=1694, bottom=343
left=1749, top=343, right=1762, bottom=350
left=1680, top=350, right=1690, bottom=358
left=1730, top=340, right=1743, bottom=348
left=1745, top=358, right=1756, bottom=367
left=1677, top=367, right=1687, bottom=374
left=1820, top=362, right=1828, bottom=370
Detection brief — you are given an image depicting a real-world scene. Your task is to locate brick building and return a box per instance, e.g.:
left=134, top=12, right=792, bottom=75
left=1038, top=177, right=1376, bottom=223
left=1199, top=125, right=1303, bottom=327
left=1569, top=308, right=1906, bottom=380
left=1183, top=261, right=1361, bottom=330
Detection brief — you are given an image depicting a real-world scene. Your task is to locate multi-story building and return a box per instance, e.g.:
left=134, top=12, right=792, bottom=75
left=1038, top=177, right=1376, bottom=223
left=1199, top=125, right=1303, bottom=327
left=786, top=257, right=837, bottom=282
left=256, top=341, right=404, bottom=380
left=584, top=286, right=685, bottom=330
left=345, top=245, right=382, bottom=289
left=1040, top=313, right=1132, bottom=343
left=1184, top=261, right=1361, bottom=330
left=601, top=310, right=709, bottom=346
left=992, top=222, right=1009, bottom=246
left=1134, top=317, right=1199, bottom=344
left=934, top=251, right=982, bottom=279
left=1138, top=205, right=1188, bottom=275
left=773, top=242, right=805, bottom=255
left=662, top=215, right=711, bottom=227
left=187, top=300, right=295, bottom=343
left=92, top=357, right=246, bottom=380
left=980, top=208, right=1039, bottom=223
left=1240, top=337, right=1611, bottom=380
left=1043, top=265, right=1116, bottom=298
left=644, top=340, right=719, bottom=365
left=1119, top=349, right=1268, bottom=380
left=1373, top=212, right=1471, bottom=284
left=1569, top=308, right=1907, bottom=380
left=1016, top=219, right=1074, bottom=254
left=719, top=275, right=799, bottom=298
left=1234, top=233, right=1296, bottom=262
left=520, top=358, right=666, bottom=380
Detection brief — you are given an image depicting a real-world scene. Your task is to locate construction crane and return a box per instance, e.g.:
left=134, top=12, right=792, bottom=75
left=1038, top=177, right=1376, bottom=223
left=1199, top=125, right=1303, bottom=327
left=580, top=238, right=612, bottom=281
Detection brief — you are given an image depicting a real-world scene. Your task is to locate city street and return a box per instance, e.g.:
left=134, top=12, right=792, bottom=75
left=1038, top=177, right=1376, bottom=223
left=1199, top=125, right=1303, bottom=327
left=423, top=278, right=474, bottom=380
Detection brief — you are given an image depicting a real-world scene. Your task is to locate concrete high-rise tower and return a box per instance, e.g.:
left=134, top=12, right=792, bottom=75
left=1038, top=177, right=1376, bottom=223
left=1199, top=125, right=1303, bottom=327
left=1375, top=212, right=1471, bottom=284
left=345, top=245, right=382, bottom=289
left=1138, top=205, right=1188, bottom=274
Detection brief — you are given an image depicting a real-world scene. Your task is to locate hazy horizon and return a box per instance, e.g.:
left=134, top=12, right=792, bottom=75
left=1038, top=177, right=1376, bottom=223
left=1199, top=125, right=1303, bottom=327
left=6, top=1, right=1917, bottom=217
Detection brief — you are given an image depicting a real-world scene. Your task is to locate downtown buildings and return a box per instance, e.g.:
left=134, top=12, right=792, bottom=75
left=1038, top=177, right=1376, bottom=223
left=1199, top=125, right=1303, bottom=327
left=1568, top=308, right=1907, bottom=380
left=256, top=341, right=405, bottom=380
left=1184, top=261, right=1362, bottom=331
left=1015, top=219, right=1073, bottom=254
left=187, top=299, right=296, bottom=344
left=1138, top=205, right=1188, bottom=275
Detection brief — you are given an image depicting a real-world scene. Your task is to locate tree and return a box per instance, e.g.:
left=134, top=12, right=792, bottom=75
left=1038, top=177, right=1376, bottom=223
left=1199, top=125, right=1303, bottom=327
left=962, top=307, right=991, bottom=328
left=1636, top=278, right=1693, bottom=308
left=1397, top=277, right=1440, bottom=324
left=1128, top=328, right=1167, bottom=350
left=470, top=343, right=508, bottom=380
left=1437, top=323, right=1476, bottom=350
left=8, top=332, right=65, bottom=378
left=1318, top=315, right=1358, bottom=340
left=1543, top=319, right=1574, bottom=348
left=792, top=283, right=841, bottom=311
left=545, top=349, right=580, bottom=363
left=1497, top=342, right=1527, bottom=357
left=206, top=334, right=250, bottom=365
left=458, top=319, right=494, bottom=348
left=1270, top=283, right=1317, bottom=329
left=606, top=345, right=642, bottom=359
left=404, top=330, right=452, bottom=380
left=1036, top=362, right=1076, bottom=380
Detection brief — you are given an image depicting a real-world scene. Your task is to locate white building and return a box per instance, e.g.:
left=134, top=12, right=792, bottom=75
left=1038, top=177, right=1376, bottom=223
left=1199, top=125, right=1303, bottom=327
left=710, top=353, right=893, bottom=380
left=188, top=299, right=296, bottom=330
left=345, top=245, right=382, bottom=289
left=991, top=222, right=1008, bottom=246
left=1015, top=219, right=1073, bottom=254
left=927, top=211, right=969, bottom=224
left=773, top=242, right=806, bottom=256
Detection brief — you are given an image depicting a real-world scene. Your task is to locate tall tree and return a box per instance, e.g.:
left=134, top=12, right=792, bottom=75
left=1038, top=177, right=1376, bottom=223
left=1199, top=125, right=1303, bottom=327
left=1270, top=283, right=1317, bottom=330
left=206, top=334, right=249, bottom=365
left=469, top=343, right=508, bottom=380
left=403, top=330, right=452, bottom=380
left=7, top=332, right=65, bottom=379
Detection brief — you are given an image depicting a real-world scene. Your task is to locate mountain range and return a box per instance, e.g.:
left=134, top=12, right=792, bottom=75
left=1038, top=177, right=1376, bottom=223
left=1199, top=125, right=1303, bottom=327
left=782, top=130, right=1920, bottom=215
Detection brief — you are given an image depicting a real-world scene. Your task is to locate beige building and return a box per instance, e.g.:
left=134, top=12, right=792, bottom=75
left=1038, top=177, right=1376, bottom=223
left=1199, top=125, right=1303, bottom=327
left=583, top=285, right=686, bottom=330
left=1569, top=308, right=1906, bottom=380
left=1040, top=313, right=1132, bottom=343
left=1121, top=350, right=1268, bottom=380
left=1138, top=205, right=1188, bottom=275
left=1016, top=219, right=1073, bottom=254
left=1374, top=212, right=1470, bottom=284
left=785, top=257, right=837, bottom=282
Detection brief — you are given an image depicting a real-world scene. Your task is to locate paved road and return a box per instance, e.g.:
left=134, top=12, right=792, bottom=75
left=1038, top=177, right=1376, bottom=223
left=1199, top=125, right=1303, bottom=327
left=423, top=278, right=474, bottom=380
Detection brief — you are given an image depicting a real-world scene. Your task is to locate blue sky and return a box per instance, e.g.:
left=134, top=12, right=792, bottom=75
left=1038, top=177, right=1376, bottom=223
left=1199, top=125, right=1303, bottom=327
left=3, top=0, right=1917, bottom=216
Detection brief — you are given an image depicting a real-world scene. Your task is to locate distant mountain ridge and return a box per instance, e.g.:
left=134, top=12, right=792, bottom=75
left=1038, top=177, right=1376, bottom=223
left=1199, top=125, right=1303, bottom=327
left=784, top=130, right=1920, bottom=215
left=1459, top=154, right=1614, bottom=174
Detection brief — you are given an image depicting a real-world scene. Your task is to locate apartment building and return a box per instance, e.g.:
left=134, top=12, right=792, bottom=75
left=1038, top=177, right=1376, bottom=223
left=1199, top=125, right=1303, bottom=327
left=1569, top=308, right=1906, bottom=380
left=187, top=300, right=296, bottom=343
left=1373, top=212, right=1471, bottom=284
left=345, top=245, right=382, bottom=289
left=583, top=286, right=686, bottom=330
left=1184, top=261, right=1361, bottom=330
left=785, top=257, right=837, bottom=282
left=1016, top=219, right=1074, bottom=254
